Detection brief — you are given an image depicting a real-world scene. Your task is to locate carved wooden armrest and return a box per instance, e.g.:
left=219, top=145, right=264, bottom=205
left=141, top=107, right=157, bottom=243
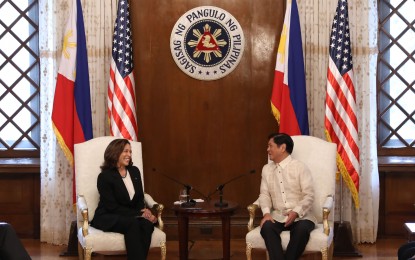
left=77, top=195, right=89, bottom=237
left=144, top=193, right=164, bottom=231
left=247, top=203, right=259, bottom=231
left=322, top=195, right=334, bottom=235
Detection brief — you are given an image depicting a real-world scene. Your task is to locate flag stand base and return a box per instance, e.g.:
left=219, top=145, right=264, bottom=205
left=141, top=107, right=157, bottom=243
left=59, top=221, right=78, bottom=257
left=333, top=221, right=362, bottom=257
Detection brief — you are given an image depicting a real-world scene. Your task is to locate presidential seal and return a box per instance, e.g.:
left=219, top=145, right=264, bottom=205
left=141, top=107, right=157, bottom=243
left=170, top=6, right=245, bottom=81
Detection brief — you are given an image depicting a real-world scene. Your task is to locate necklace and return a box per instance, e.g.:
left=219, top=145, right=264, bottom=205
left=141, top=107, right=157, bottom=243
left=119, top=168, right=127, bottom=178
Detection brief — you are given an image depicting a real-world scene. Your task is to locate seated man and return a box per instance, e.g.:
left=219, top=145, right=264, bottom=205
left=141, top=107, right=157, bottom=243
left=0, top=222, right=31, bottom=260
left=259, top=133, right=316, bottom=260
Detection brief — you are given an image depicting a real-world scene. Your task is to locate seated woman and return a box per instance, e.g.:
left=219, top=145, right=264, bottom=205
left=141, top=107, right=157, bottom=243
left=398, top=241, right=415, bottom=260
left=91, top=139, right=157, bottom=260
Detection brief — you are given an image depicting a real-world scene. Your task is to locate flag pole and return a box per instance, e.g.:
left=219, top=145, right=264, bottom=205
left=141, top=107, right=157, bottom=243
left=339, top=171, right=343, bottom=223
left=333, top=174, right=361, bottom=257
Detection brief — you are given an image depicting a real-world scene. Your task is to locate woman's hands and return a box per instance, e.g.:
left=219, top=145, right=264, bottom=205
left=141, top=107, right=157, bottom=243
left=141, top=208, right=157, bottom=223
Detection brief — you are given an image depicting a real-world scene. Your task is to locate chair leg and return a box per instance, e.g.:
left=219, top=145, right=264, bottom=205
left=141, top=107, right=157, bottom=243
left=77, top=242, right=84, bottom=260
left=84, top=247, right=92, bottom=260
left=246, top=243, right=253, bottom=260
left=321, top=247, right=328, bottom=260
left=160, top=241, right=167, bottom=260
left=328, top=241, right=334, bottom=260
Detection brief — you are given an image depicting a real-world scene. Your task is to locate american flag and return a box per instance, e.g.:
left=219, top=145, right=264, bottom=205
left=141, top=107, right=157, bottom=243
left=108, top=0, right=138, bottom=141
left=324, top=0, right=360, bottom=208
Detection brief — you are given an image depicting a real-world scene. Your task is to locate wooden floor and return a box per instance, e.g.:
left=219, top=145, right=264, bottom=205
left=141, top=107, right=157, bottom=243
left=22, top=238, right=405, bottom=259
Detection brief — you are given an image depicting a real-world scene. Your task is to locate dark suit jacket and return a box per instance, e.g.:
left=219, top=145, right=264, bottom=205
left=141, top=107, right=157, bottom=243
left=91, top=165, right=145, bottom=232
left=0, top=222, right=31, bottom=260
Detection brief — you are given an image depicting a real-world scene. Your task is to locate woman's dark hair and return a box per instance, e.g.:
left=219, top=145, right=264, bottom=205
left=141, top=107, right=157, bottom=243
left=101, top=139, right=133, bottom=170
left=268, top=133, right=294, bottom=154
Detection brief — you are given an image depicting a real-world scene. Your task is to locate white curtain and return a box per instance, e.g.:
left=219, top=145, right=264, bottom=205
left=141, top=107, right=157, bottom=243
left=297, top=0, right=379, bottom=243
left=39, top=0, right=116, bottom=244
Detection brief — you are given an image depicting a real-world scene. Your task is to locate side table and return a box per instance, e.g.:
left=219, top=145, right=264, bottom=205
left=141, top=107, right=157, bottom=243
left=173, top=201, right=238, bottom=260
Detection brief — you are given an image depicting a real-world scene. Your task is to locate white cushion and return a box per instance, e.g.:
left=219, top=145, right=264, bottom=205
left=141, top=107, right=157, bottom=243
left=77, top=226, right=166, bottom=251
left=246, top=223, right=334, bottom=252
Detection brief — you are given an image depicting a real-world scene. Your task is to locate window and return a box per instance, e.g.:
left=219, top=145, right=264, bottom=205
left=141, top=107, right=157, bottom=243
left=0, top=0, right=40, bottom=157
left=378, top=0, right=415, bottom=155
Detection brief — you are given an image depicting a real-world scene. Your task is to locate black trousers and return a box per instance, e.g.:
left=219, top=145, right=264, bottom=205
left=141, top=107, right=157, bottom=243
left=398, top=241, right=415, bottom=260
left=112, top=216, right=154, bottom=260
left=0, top=222, right=31, bottom=260
left=260, top=219, right=315, bottom=260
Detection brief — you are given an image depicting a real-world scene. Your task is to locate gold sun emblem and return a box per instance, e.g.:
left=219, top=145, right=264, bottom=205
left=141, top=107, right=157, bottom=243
left=187, top=24, right=227, bottom=63
left=63, top=30, right=77, bottom=59
left=277, top=24, right=288, bottom=64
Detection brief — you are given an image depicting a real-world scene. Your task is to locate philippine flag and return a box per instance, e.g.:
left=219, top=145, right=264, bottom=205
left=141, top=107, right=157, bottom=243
left=52, top=0, right=93, bottom=166
left=270, top=0, right=309, bottom=135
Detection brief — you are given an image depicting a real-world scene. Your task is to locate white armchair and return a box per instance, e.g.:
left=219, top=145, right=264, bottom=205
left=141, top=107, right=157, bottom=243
left=74, top=136, right=166, bottom=260
left=246, top=135, right=337, bottom=260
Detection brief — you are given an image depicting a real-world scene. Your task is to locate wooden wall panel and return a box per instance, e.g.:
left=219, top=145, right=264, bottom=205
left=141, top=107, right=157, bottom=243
left=378, top=157, right=415, bottom=238
left=0, top=159, right=40, bottom=238
left=129, top=0, right=284, bottom=224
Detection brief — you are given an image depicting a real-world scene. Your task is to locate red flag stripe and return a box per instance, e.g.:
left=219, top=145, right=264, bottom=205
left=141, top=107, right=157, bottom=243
left=324, top=117, right=360, bottom=190
left=325, top=98, right=359, bottom=172
left=324, top=120, right=360, bottom=191
left=342, top=72, right=357, bottom=103
left=108, top=60, right=138, bottom=141
left=110, top=77, right=137, bottom=139
left=326, top=69, right=359, bottom=160
left=325, top=87, right=360, bottom=161
left=112, top=69, right=137, bottom=130
left=327, top=60, right=358, bottom=129
left=324, top=117, right=357, bottom=173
